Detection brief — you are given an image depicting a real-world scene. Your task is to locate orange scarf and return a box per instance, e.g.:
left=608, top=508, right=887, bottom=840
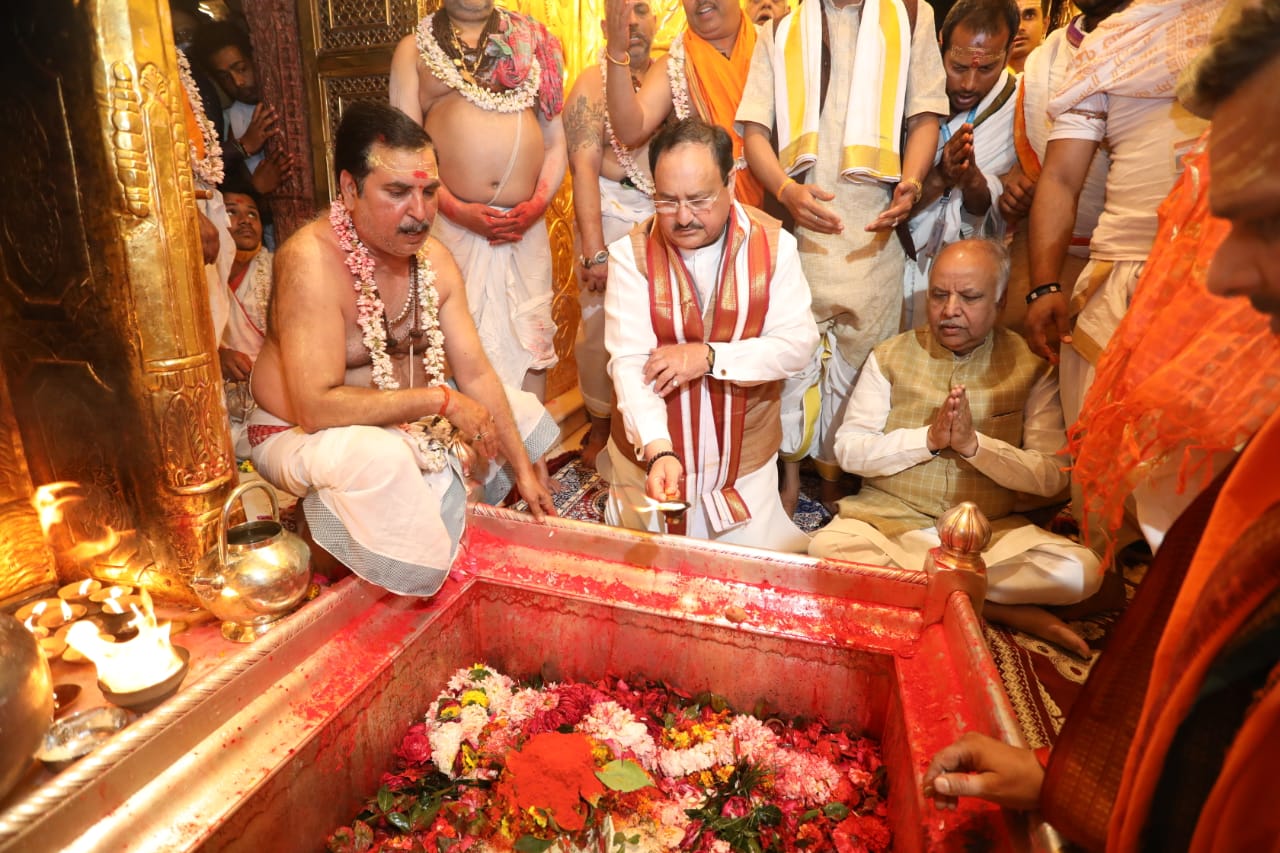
left=1109, top=407, right=1280, bottom=850
left=682, top=16, right=763, bottom=207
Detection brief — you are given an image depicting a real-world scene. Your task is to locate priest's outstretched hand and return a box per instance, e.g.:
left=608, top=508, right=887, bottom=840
left=922, top=731, right=1044, bottom=812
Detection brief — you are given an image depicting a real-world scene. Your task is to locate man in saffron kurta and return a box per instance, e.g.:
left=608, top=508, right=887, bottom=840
left=734, top=0, right=947, bottom=510
left=390, top=0, right=567, bottom=399
left=249, top=103, right=556, bottom=597
left=603, top=0, right=765, bottom=208
left=811, top=239, right=1100, bottom=606
left=922, top=7, right=1280, bottom=847
left=600, top=119, right=818, bottom=551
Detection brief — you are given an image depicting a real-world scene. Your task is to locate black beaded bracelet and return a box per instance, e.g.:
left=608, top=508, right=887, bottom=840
left=646, top=450, right=680, bottom=475
left=1025, top=283, right=1063, bottom=305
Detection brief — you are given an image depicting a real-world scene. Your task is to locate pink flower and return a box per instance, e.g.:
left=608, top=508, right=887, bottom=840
left=720, top=796, right=750, bottom=820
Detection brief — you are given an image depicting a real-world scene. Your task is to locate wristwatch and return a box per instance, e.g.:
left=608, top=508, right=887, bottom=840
left=580, top=249, right=609, bottom=269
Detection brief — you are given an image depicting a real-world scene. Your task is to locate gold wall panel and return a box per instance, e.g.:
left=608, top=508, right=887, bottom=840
left=0, top=1, right=234, bottom=604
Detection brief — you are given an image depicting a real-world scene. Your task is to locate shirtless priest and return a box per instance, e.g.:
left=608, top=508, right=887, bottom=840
left=390, top=0, right=567, bottom=400
left=249, top=102, right=558, bottom=597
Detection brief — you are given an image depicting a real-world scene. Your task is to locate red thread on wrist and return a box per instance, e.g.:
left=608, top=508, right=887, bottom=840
left=439, top=385, right=451, bottom=417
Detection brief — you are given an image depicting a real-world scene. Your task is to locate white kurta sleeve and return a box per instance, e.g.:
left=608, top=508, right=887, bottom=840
left=966, top=367, right=1069, bottom=496
left=705, top=229, right=819, bottom=384
left=604, top=235, right=670, bottom=455
left=832, top=353, right=935, bottom=477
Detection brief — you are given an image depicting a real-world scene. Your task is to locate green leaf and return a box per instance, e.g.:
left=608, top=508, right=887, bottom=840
left=513, top=836, right=556, bottom=853
left=799, top=808, right=821, bottom=823
left=596, top=759, right=654, bottom=793
left=409, top=801, right=440, bottom=830
left=376, top=787, right=394, bottom=815
left=387, top=811, right=411, bottom=832
left=823, top=802, right=850, bottom=820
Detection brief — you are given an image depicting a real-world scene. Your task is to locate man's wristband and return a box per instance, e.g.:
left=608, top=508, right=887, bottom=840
left=1026, top=283, right=1062, bottom=305
left=438, top=385, right=452, bottom=417
left=646, top=450, right=680, bottom=475
left=777, top=175, right=796, bottom=199
left=606, top=49, right=630, bottom=66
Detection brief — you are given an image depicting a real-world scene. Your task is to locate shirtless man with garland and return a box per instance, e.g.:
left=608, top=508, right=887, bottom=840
left=390, top=0, right=567, bottom=401
left=249, top=102, right=557, bottom=598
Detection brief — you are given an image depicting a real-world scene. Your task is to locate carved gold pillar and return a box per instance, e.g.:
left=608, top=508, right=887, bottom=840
left=0, top=2, right=234, bottom=605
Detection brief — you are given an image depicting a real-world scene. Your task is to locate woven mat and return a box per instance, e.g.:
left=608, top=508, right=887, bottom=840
left=516, top=452, right=1140, bottom=748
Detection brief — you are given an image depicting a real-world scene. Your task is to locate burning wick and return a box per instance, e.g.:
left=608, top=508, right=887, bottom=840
left=39, top=599, right=85, bottom=629
left=23, top=616, right=50, bottom=640
left=59, top=578, right=102, bottom=604
left=66, top=594, right=183, bottom=694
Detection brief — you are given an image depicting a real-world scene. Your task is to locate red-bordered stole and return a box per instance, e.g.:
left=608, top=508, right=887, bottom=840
left=643, top=205, right=774, bottom=534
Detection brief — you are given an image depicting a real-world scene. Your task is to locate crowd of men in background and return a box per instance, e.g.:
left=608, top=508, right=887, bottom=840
left=171, top=1, right=1279, bottom=844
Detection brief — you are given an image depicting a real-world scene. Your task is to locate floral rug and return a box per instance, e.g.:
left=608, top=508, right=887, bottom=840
left=518, top=453, right=1138, bottom=750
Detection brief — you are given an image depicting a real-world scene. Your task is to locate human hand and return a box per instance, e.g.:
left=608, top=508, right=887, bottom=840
left=999, top=165, right=1036, bottom=222
left=488, top=194, right=549, bottom=242
left=645, top=454, right=684, bottom=505
left=514, top=468, right=557, bottom=521
left=604, top=0, right=635, bottom=55
left=218, top=347, right=254, bottom=382
left=922, top=731, right=1044, bottom=812
left=579, top=255, right=610, bottom=292
left=250, top=146, right=297, bottom=195
left=949, top=385, right=978, bottom=458
left=780, top=181, right=844, bottom=234
left=643, top=342, right=709, bottom=396
left=927, top=392, right=954, bottom=453
left=1023, top=291, right=1072, bottom=363
left=443, top=392, right=500, bottom=460
left=238, top=103, right=281, bottom=156
left=866, top=182, right=919, bottom=233
left=939, top=125, right=975, bottom=188
left=198, top=210, right=221, bottom=265
left=445, top=199, right=511, bottom=242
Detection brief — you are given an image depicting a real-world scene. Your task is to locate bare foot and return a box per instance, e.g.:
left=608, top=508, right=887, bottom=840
left=1053, top=569, right=1126, bottom=621
left=819, top=476, right=845, bottom=516
left=580, top=416, right=611, bottom=471
left=985, top=602, right=1092, bottom=659
left=780, top=459, right=801, bottom=517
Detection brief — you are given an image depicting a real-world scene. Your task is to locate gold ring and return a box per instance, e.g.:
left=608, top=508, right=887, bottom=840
left=474, top=432, right=483, bottom=441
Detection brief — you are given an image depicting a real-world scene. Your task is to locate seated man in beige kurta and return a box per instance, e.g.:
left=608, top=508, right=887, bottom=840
left=810, top=239, right=1101, bottom=609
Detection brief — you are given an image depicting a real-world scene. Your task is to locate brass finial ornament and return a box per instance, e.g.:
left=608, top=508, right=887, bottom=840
left=922, top=502, right=991, bottom=625
left=935, top=501, right=992, bottom=572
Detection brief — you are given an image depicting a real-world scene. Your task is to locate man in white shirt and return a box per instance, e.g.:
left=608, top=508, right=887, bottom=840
left=600, top=118, right=819, bottom=552
left=811, top=239, right=1101, bottom=612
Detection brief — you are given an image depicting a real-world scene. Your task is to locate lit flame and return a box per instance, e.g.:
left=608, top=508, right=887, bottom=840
left=66, top=592, right=182, bottom=694
left=57, top=599, right=72, bottom=622
left=32, top=481, right=82, bottom=538
left=31, top=480, right=123, bottom=564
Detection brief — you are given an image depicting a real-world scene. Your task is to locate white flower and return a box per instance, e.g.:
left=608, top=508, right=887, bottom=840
left=578, top=700, right=658, bottom=767
left=429, top=723, right=464, bottom=777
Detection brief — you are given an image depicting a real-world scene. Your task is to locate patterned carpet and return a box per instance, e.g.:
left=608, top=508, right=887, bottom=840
left=518, top=451, right=1138, bottom=748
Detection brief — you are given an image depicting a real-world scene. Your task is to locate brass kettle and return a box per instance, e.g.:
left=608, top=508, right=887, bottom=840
left=192, top=481, right=312, bottom=642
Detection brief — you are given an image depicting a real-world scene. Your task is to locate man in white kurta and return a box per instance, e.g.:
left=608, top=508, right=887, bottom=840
left=735, top=0, right=947, bottom=506
left=810, top=240, right=1100, bottom=605
left=902, top=0, right=1020, bottom=331
left=1023, top=0, right=1218, bottom=548
left=599, top=118, right=819, bottom=552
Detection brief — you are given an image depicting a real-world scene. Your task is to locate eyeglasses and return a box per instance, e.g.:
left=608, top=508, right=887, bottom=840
left=652, top=188, right=722, bottom=215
